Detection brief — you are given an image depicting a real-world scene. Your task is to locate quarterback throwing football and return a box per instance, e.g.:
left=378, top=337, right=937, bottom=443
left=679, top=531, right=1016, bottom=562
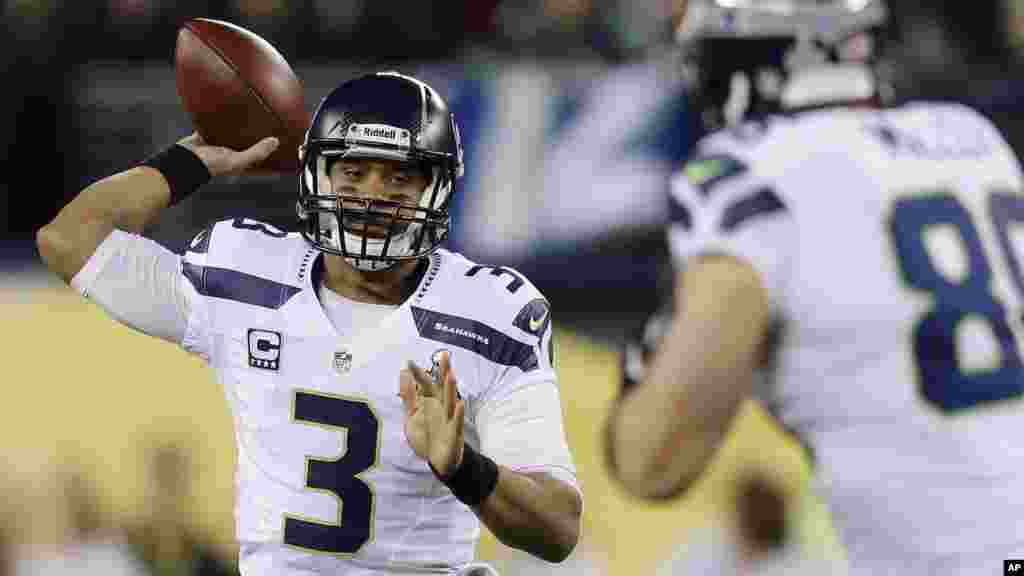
left=38, top=72, right=581, bottom=576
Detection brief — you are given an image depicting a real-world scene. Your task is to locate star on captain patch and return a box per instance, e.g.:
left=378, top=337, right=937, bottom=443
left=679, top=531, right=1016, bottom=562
left=333, top=349, right=353, bottom=374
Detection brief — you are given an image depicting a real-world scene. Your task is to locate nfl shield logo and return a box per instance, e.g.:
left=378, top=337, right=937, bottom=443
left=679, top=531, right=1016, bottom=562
left=333, top=350, right=353, bottom=374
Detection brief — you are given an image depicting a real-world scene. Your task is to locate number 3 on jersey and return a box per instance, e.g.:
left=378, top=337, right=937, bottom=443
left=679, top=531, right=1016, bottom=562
left=889, top=192, right=1024, bottom=413
left=284, top=391, right=380, bottom=555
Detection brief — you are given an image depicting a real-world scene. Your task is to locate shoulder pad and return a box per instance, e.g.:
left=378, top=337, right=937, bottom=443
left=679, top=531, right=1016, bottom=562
left=184, top=217, right=295, bottom=263
left=444, top=254, right=552, bottom=342
left=694, top=109, right=874, bottom=190
left=181, top=218, right=305, bottom=310
left=410, top=251, right=556, bottom=372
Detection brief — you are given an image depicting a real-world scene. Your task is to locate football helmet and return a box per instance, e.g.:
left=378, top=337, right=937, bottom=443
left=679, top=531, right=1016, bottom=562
left=298, top=71, right=464, bottom=271
left=676, top=0, right=888, bottom=128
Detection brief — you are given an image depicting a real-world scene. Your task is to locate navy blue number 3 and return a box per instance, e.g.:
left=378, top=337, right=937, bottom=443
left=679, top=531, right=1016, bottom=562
left=889, top=192, right=1024, bottom=412
left=284, top=391, right=379, bottom=554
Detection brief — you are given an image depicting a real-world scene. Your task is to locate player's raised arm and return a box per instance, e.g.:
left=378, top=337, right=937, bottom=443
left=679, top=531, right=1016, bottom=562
left=36, top=133, right=278, bottom=284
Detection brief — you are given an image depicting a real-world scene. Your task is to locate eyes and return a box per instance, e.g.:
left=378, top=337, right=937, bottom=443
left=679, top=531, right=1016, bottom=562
left=336, top=164, right=416, bottom=186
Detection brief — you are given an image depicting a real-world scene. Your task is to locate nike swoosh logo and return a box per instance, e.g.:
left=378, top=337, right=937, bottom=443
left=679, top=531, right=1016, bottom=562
left=529, top=309, right=548, bottom=332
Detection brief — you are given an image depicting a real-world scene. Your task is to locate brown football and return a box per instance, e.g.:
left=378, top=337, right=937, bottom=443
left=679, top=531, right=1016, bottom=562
left=174, top=18, right=309, bottom=174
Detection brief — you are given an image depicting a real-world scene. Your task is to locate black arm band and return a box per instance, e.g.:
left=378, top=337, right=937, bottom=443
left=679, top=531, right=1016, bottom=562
left=140, top=144, right=211, bottom=205
left=430, top=443, right=499, bottom=507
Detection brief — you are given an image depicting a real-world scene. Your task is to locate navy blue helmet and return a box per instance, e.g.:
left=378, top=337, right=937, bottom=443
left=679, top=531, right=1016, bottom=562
left=297, top=71, right=464, bottom=271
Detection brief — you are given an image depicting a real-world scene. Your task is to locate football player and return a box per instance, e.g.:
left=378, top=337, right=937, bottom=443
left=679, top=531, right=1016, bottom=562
left=604, top=0, right=1024, bottom=573
left=37, top=72, right=581, bottom=575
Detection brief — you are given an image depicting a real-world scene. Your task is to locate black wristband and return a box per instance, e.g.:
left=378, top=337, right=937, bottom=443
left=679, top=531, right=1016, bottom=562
left=140, top=144, right=212, bottom=205
left=430, top=443, right=499, bottom=507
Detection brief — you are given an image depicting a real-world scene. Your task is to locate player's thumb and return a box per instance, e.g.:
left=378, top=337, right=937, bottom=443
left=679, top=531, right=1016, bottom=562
left=398, top=369, right=417, bottom=413
left=238, top=136, right=279, bottom=167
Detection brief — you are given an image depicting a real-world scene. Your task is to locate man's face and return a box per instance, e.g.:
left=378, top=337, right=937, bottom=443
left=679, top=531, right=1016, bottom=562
left=328, top=158, right=430, bottom=238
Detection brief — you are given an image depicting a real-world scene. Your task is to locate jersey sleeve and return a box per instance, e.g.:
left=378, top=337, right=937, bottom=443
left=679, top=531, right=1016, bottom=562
left=70, top=228, right=213, bottom=361
left=666, top=144, right=797, bottom=313
left=472, top=292, right=580, bottom=496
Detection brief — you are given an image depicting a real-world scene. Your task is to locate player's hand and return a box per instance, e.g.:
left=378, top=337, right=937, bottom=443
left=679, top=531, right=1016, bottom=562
left=176, top=132, right=279, bottom=177
left=399, top=351, right=465, bottom=479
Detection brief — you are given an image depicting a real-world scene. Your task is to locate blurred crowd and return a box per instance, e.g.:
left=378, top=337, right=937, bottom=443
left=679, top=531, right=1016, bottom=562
left=0, top=443, right=236, bottom=576
left=0, top=444, right=822, bottom=576
left=2, top=0, right=686, bottom=62
left=1, top=0, right=686, bottom=241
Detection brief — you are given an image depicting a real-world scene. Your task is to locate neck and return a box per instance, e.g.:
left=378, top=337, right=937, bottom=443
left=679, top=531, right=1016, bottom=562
left=321, top=254, right=424, bottom=305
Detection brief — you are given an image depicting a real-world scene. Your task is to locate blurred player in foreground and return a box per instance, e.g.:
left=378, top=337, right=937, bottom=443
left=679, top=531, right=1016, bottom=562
left=37, top=71, right=581, bottom=575
left=605, top=0, right=1024, bottom=573
left=656, top=468, right=833, bottom=576
left=124, top=443, right=238, bottom=576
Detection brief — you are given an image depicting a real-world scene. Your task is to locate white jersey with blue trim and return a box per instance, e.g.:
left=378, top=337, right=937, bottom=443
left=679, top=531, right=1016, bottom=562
left=667, top=103, right=1024, bottom=574
left=77, top=217, right=573, bottom=576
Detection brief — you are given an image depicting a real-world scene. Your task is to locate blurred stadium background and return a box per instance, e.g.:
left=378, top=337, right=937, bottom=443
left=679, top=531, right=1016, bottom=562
left=12, top=0, right=1024, bottom=573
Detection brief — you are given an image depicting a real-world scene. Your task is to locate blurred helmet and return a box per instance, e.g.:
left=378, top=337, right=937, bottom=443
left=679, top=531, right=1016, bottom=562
left=676, top=0, right=888, bottom=128
left=298, top=71, right=464, bottom=271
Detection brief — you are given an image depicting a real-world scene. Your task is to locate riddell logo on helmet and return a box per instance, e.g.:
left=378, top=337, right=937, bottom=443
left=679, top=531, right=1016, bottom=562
left=347, top=123, right=411, bottom=148
left=365, top=126, right=395, bottom=139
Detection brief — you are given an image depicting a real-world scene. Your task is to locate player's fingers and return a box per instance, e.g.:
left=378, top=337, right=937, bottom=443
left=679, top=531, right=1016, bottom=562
left=425, top=361, right=445, bottom=398
left=442, top=351, right=459, bottom=399
left=444, top=363, right=457, bottom=420
left=452, top=399, right=465, bottom=438
left=440, top=350, right=452, bottom=385
left=407, top=361, right=434, bottom=397
left=235, top=136, right=279, bottom=168
left=398, top=369, right=418, bottom=413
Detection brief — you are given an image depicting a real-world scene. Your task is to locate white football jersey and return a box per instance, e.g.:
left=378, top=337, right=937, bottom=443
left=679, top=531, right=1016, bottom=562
left=668, top=102, right=1024, bottom=574
left=73, top=218, right=574, bottom=576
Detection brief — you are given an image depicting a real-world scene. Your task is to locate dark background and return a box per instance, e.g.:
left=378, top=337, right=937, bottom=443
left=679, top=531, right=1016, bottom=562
left=5, top=0, right=1024, bottom=344
left=2, top=0, right=685, bottom=344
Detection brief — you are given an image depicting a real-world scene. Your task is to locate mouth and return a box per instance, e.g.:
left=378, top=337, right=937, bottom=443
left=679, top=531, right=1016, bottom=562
left=343, top=216, right=408, bottom=240
left=353, top=227, right=391, bottom=240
